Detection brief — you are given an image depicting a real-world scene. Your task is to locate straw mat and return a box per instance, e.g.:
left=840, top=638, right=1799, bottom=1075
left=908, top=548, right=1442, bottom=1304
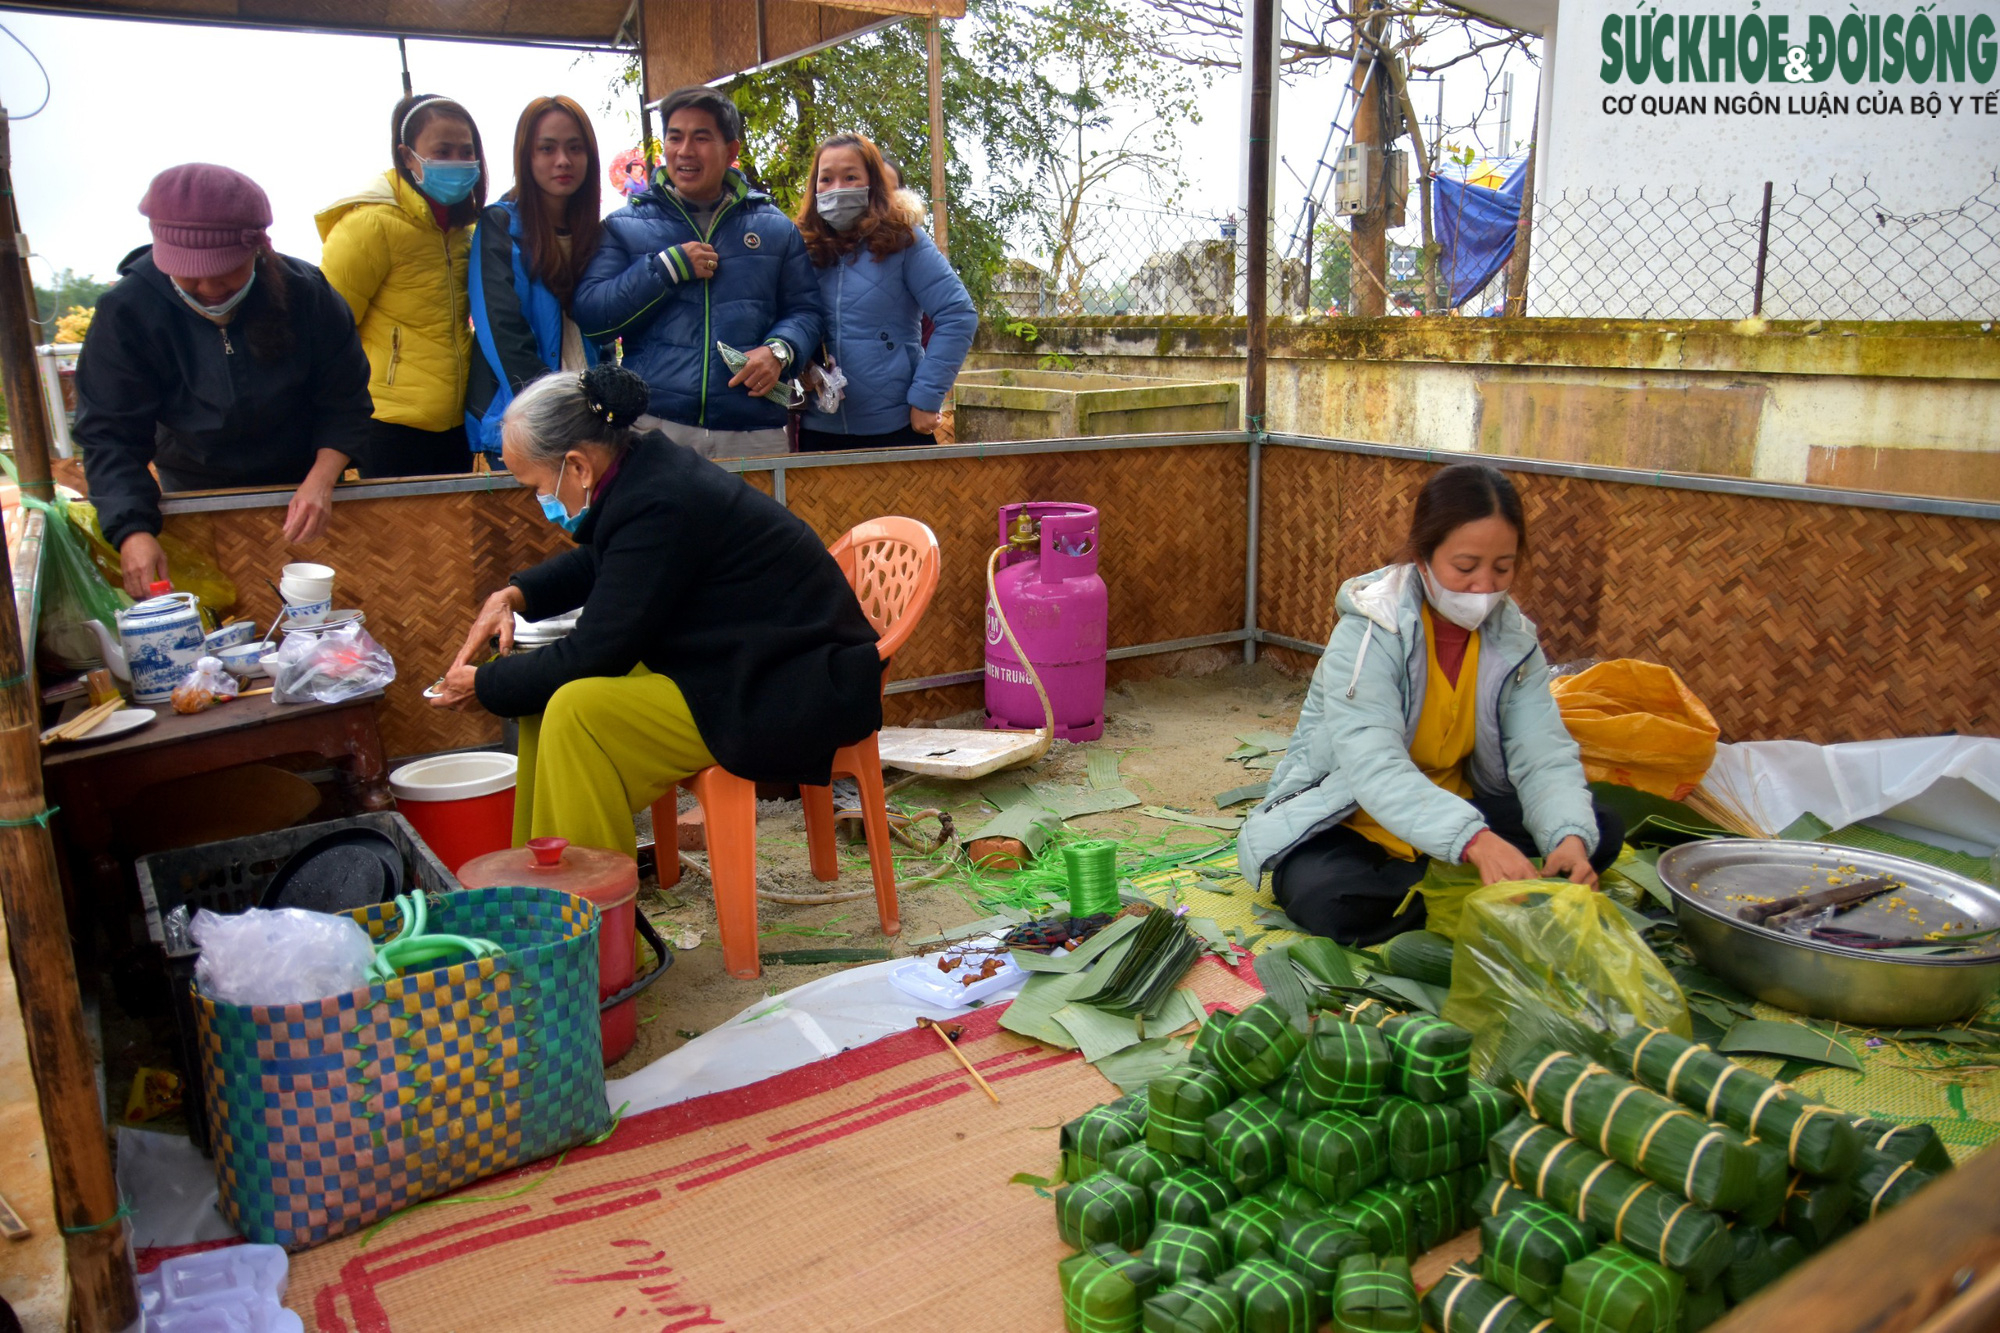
left=282, top=960, right=1265, bottom=1332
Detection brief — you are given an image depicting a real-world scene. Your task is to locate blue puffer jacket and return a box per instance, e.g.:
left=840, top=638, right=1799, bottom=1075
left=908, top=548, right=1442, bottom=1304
left=572, top=169, right=822, bottom=432
left=466, top=199, right=601, bottom=455
left=1237, top=563, right=1599, bottom=883
left=807, top=229, right=977, bottom=435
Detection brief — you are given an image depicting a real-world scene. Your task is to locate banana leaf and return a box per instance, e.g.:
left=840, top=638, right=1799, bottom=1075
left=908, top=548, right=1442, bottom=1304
left=1610, top=1028, right=1860, bottom=1178
left=1849, top=1116, right=1954, bottom=1173
left=1062, top=1243, right=1162, bottom=1333
left=1283, top=1110, right=1387, bottom=1205
left=1329, top=1252, right=1419, bottom=1333
left=1213, top=1196, right=1298, bottom=1266
left=1551, top=1246, right=1684, bottom=1333
left=1153, top=1164, right=1240, bottom=1228
left=1217, top=1258, right=1318, bottom=1333
left=1273, top=1215, right=1370, bottom=1305
left=1513, top=1050, right=1761, bottom=1212
left=1488, top=1116, right=1733, bottom=1290
left=1329, top=1186, right=1418, bottom=1263
left=1149, top=1067, right=1236, bottom=1159
left=1301, top=1020, right=1393, bottom=1110
left=1479, top=1199, right=1593, bottom=1308
left=1849, top=1147, right=1937, bottom=1223
left=1057, top=1172, right=1152, bottom=1251
left=1380, top=1013, right=1472, bottom=1104
left=1204, top=1095, right=1297, bottom=1195
left=1212, top=1000, right=1310, bottom=1095
left=1141, top=1222, right=1231, bottom=1285
left=1142, top=1279, right=1244, bottom=1333
left=1379, top=1096, right=1464, bottom=1181
left=1422, top=1264, right=1556, bottom=1333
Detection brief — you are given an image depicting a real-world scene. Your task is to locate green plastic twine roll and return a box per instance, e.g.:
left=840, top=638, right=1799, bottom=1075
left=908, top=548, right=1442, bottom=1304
left=1064, top=840, right=1121, bottom=917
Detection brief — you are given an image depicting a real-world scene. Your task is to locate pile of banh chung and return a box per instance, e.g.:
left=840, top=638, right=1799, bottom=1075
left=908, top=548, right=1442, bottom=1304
left=1049, top=1000, right=1952, bottom=1333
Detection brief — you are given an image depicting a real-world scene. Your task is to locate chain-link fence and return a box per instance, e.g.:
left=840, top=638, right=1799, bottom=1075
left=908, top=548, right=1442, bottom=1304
left=998, top=172, right=2000, bottom=323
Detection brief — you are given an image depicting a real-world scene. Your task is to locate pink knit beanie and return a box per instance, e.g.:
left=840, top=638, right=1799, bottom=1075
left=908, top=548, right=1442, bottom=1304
left=138, top=164, right=273, bottom=279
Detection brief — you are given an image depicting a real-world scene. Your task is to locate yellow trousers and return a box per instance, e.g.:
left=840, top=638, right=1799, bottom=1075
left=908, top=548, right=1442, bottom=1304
left=512, top=667, right=717, bottom=860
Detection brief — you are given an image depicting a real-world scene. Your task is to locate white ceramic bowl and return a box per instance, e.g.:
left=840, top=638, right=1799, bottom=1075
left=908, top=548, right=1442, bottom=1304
left=281, top=597, right=332, bottom=621
left=281, top=562, right=335, bottom=582
left=203, top=622, right=258, bottom=652
left=280, top=578, right=334, bottom=602
left=216, top=644, right=268, bottom=680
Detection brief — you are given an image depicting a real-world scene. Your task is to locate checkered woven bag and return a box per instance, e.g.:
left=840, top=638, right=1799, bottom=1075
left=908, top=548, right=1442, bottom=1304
left=195, top=886, right=612, bottom=1250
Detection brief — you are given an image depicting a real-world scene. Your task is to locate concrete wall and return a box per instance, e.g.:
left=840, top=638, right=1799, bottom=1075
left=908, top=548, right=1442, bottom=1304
left=959, top=316, right=2000, bottom=500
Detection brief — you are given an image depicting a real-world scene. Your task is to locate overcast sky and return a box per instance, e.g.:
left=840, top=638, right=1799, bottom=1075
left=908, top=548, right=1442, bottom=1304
left=0, top=8, right=1536, bottom=282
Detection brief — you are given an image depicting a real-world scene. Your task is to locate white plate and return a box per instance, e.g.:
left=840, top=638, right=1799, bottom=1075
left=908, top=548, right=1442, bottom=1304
left=43, top=707, right=157, bottom=746
left=887, top=949, right=1025, bottom=1009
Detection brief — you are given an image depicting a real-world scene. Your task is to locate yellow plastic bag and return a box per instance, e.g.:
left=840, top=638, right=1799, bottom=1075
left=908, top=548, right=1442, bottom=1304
left=1441, top=880, right=1691, bottom=1083
left=1413, top=856, right=1485, bottom=941
left=1552, top=660, right=1719, bottom=801
left=68, top=500, right=238, bottom=625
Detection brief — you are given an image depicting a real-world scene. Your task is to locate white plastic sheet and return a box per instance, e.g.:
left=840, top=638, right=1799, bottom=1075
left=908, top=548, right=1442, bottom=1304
left=1699, top=737, right=2000, bottom=852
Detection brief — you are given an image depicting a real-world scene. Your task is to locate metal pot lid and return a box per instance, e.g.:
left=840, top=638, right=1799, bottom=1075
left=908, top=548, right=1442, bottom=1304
left=1659, top=839, right=2000, bottom=965
left=125, top=592, right=198, bottom=617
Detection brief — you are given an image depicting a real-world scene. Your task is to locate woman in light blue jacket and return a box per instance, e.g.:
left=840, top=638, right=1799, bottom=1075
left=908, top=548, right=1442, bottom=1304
left=792, top=134, right=976, bottom=450
left=1237, top=464, right=1623, bottom=945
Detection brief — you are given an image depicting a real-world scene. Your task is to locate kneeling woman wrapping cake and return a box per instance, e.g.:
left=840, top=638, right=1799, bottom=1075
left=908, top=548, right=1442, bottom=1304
left=1236, top=463, right=1624, bottom=945
left=429, top=364, right=883, bottom=856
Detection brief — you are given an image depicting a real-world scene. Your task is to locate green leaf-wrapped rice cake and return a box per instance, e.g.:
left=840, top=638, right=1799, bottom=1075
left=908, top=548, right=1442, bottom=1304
left=1143, top=1279, right=1244, bottom=1333
left=1849, top=1116, right=1953, bottom=1173
left=1330, top=1186, right=1418, bottom=1262
left=1276, top=1065, right=1333, bottom=1120
left=1423, top=1265, right=1557, bottom=1333
left=1155, top=1165, right=1240, bottom=1228
left=1107, top=1142, right=1182, bottom=1191
left=1679, top=1278, right=1727, bottom=1332
left=1061, top=1243, right=1162, bottom=1333
left=1849, top=1148, right=1937, bottom=1223
left=1379, top=1096, right=1464, bottom=1181
left=1488, top=1117, right=1733, bottom=1291
left=1212, top=1001, right=1311, bottom=1095
left=1214, top=1195, right=1299, bottom=1264
left=1735, top=1136, right=1788, bottom=1230
left=1480, top=1200, right=1593, bottom=1308
left=1301, top=1020, right=1393, bottom=1110
left=1190, top=1009, right=1238, bottom=1072
left=1722, top=1226, right=1782, bottom=1305
left=1388, top=1174, right=1464, bottom=1252
left=1217, top=1257, right=1318, bottom=1333
left=1273, top=1216, right=1370, bottom=1306
left=1330, top=1253, right=1419, bottom=1333
left=1457, top=1165, right=1492, bottom=1212
left=1059, top=1172, right=1153, bottom=1250
left=1471, top=1175, right=1539, bottom=1221
left=1453, top=1079, right=1518, bottom=1163
left=1381, top=1013, right=1472, bottom=1104
left=1151, top=1067, right=1237, bottom=1159
left=1205, top=1095, right=1296, bottom=1194
left=1515, top=1051, right=1762, bottom=1213
left=1777, top=1172, right=1851, bottom=1250
left=1257, top=1178, right=1324, bottom=1216
left=1765, top=1230, right=1807, bottom=1279
left=1551, top=1246, right=1684, bottom=1333
left=1610, top=1029, right=1860, bottom=1178
left=1066, top=1096, right=1151, bottom=1181
left=1142, top=1223, right=1232, bottom=1285
left=1284, top=1110, right=1387, bottom=1204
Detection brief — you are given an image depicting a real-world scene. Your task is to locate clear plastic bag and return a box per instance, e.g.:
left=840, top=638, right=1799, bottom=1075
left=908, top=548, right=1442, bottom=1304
left=1440, top=880, right=1691, bottom=1082
left=191, top=907, right=375, bottom=1006
left=69, top=498, right=239, bottom=626
left=273, top=623, right=396, bottom=705
left=172, top=655, right=240, bottom=714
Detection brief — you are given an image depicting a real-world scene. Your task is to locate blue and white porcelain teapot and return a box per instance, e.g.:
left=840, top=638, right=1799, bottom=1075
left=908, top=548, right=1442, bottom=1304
left=111, top=591, right=205, bottom=704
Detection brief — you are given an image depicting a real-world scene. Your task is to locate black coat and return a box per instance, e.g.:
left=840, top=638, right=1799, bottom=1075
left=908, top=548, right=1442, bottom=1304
left=473, top=433, right=884, bottom=785
left=73, top=247, right=375, bottom=548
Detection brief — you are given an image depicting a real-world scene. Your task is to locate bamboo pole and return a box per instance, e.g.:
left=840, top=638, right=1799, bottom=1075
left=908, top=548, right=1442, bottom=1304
left=925, top=10, right=950, bottom=253
left=1244, top=0, right=1276, bottom=431
left=0, top=105, right=137, bottom=1333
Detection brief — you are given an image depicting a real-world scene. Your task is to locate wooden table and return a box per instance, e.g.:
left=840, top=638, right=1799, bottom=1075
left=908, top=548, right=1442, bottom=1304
left=40, top=691, right=391, bottom=926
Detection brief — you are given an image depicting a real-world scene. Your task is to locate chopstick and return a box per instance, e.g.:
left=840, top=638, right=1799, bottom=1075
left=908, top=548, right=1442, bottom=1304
left=919, top=1017, right=1001, bottom=1104
left=42, top=697, right=121, bottom=746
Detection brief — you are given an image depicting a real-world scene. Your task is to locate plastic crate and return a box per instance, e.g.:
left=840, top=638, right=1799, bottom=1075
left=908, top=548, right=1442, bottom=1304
left=133, top=813, right=460, bottom=1155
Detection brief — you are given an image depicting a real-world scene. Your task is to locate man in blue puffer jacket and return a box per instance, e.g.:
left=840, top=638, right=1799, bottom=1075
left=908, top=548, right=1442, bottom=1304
left=572, top=87, right=822, bottom=458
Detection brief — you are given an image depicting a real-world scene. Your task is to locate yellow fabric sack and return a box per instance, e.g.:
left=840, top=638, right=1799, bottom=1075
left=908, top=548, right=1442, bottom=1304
left=68, top=501, right=238, bottom=625
left=1440, top=880, right=1691, bottom=1083
left=1551, top=659, right=1719, bottom=801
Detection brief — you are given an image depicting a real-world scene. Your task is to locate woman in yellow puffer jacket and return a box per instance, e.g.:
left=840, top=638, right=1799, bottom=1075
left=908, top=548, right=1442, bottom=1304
left=317, top=93, right=487, bottom=477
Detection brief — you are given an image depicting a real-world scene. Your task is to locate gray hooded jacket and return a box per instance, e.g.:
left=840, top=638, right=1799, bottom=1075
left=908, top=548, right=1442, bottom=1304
left=1237, top=563, right=1597, bottom=881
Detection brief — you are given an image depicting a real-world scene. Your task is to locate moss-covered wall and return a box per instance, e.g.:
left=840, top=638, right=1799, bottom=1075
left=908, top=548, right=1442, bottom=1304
left=962, top=317, right=2000, bottom=500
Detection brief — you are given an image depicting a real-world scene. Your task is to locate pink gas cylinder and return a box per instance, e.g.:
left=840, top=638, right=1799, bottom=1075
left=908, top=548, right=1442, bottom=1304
left=985, top=502, right=1108, bottom=742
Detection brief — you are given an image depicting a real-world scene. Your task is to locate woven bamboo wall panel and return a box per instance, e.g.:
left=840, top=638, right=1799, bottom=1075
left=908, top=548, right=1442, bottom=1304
left=786, top=445, right=1248, bottom=689
left=1257, top=449, right=2000, bottom=743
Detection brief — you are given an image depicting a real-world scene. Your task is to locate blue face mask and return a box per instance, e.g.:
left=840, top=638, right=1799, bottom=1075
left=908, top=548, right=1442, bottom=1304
left=536, top=465, right=589, bottom=535
left=412, top=157, right=481, bottom=205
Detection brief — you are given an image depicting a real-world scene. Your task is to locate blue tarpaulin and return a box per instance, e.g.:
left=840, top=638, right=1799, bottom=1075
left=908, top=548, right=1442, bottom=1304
left=1432, top=157, right=1529, bottom=310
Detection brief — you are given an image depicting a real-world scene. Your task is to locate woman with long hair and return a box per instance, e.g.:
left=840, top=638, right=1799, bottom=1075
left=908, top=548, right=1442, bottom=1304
left=792, top=133, right=975, bottom=451
left=74, top=163, right=373, bottom=595
left=466, top=95, right=605, bottom=465
left=1236, top=464, right=1625, bottom=945
left=316, top=93, right=487, bottom=477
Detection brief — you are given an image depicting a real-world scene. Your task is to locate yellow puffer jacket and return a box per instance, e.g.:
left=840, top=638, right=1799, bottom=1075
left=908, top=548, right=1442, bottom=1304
left=315, top=170, right=472, bottom=433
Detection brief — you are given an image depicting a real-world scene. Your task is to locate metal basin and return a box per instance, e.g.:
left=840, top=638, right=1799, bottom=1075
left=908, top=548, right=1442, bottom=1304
left=1657, top=839, right=2000, bottom=1027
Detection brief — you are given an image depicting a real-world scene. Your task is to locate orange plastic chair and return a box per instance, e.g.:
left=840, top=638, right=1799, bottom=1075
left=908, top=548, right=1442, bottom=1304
left=651, top=517, right=940, bottom=981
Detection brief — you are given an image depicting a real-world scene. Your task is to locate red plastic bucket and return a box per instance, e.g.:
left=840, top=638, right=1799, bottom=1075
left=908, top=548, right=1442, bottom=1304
left=389, top=752, right=517, bottom=876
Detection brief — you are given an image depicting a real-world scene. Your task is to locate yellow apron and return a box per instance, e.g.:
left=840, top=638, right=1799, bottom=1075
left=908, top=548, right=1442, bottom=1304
left=1346, top=605, right=1480, bottom=861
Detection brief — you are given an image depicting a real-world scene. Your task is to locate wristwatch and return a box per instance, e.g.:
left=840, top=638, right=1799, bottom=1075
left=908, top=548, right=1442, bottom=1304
left=763, top=338, right=795, bottom=369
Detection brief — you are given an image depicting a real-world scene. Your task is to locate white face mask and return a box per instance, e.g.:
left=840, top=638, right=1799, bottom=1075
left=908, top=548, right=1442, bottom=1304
left=1420, top=561, right=1506, bottom=631
left=175, top=268, right=256, bottom=322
